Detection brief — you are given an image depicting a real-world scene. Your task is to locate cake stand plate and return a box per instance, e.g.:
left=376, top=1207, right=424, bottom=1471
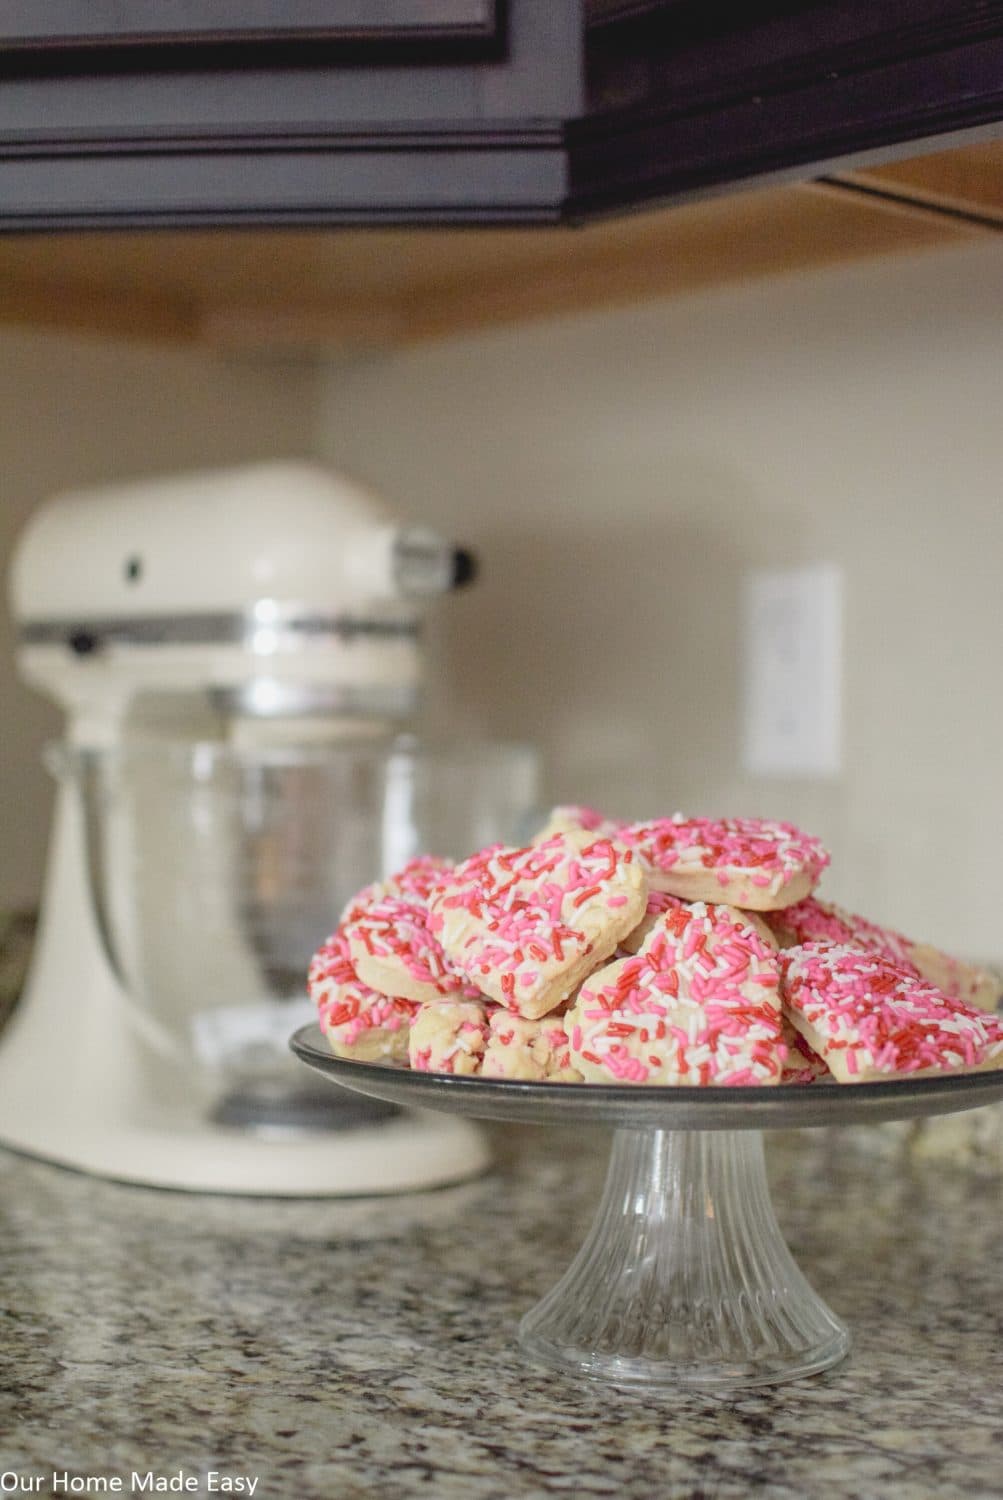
left=291, top=1024, right=1003, bottom=1390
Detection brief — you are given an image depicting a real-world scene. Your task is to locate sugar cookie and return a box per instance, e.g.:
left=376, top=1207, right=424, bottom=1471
left=308, top=929, right=418, bottom=1064
left=482, top=1009, right=582, bottom=1082
left=428, top=831, right=647, bottom=1020
left=532, top=804, right=621, bottom=844
left=769, top=897, right=1002, bottom=1013
left=534, top=808, right=829, bottom=911
left=779, top=942, right=1003, bottom=1083
left=408, top=997, right=490, bottom=1076
left=621, top=815, right=829, bottom=910
left=779, top=1016, right=831, bottom=1084
left=909, top=943, right=1002, bottom=1014
left=618, top=889, right=684, bottom=955
left=340, top=854, right=453, bottom=924
left=620, top=889, right=779, bottom=956
left=345, top=892, right=468, bottom=1005
left=565, top=899, right=784, bottom=1085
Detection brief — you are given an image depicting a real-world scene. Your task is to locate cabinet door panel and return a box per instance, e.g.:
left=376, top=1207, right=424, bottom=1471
left=0, top=1, right=501, bottom=51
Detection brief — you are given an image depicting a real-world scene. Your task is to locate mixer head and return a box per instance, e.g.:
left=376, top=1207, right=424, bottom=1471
left=9, top=461, right=476, bottom=742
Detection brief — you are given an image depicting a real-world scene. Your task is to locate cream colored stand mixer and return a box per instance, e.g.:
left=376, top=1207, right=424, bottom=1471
left=0, top=462, right=535, bottom=1194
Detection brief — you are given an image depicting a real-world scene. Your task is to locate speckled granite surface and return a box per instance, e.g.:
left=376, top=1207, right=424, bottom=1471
left=1, top=1116, right=1002, bottom=1500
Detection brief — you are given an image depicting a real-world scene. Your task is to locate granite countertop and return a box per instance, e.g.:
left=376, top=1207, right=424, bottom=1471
left=1, top=1115, right=1002, bottom=1500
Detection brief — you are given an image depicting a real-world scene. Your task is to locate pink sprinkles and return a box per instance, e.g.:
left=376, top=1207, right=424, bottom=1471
left=541, top=806, right=829, bottom=895
left=345, top=893, right=466, bottom=995
left=341, top=854, right=453, bottom=923
left=310, top=809, right=998, bottom=1092
left=570, top=901, right=783, bottom=1086
left=428, top=834, right=640, bottom=1013
left=780, top=942, right=1003, bottom=1077
left=622, top=815, right=830, bottom=889
left=308, top=930, right=418, bottom=1047
left=776, top=897, right=917, bottom=973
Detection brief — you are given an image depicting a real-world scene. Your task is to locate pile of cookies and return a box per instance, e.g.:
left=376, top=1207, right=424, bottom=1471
left=308, top=807, right=1003, bottom=1087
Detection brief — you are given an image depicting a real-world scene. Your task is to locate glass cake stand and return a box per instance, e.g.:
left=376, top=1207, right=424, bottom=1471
left=291, top=1023, right=1003, bottom=1390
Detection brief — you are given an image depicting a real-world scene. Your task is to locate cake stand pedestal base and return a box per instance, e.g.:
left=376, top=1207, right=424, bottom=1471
left=519, top=1128, right=849, bottom=1389
left=293, top=1024, right=1003, bottom=1386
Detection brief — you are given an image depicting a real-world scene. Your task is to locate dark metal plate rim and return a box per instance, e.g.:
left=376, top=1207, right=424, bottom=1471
left=290, top=1024, right=1003, bottom=1132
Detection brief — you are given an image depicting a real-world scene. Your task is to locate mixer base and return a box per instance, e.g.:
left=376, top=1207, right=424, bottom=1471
left=209, top=1077, right=402, bottom=1133
left=0, top=1098, right=490, bottom=1197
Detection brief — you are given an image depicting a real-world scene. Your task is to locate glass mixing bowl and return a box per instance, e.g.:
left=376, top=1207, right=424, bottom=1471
left=51, top=734, right=540, bottom=1127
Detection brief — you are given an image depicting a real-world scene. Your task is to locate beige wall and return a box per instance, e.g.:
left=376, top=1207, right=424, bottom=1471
left=316, top=240, right=1003, bottom=964
left=0, top=329, right=318, bottom=908
left=5, top=242, right=1002, bottom=965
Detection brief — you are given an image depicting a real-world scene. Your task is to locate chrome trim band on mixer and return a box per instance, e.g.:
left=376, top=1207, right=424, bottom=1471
left=211, top=679, right=418, bottom=719
left=19, top=605, right=421, bottom=656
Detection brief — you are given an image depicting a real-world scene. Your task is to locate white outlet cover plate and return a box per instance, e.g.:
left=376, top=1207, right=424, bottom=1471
left=741, top=563, right=842, bottom=777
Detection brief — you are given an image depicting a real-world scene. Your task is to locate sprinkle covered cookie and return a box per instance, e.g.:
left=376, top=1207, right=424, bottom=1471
left=532, top=804, right=622, bottom=844
left=533, top=806, right=829, bottom=911
left=908, top=943, right=1002, bottom=1014
left=618, top=889, right=685, bottom=955
left=345, top=891, right=468, bottom=1005
left=482, top=1009, right=582, bottom=1082
left=780, top=942, right=1003, bottom=1083
left=620, top=889, right=779, bottom=957
left=773, top=894, right=995, bottom=1014
left=428, top=831, right=647, bottom=1020
left=621, top=815, right=830, bottom=910
left=767, top=896, right=915, bottom=963
left=409, top=997, right=490, bottom=1076
left=779, top=1017, right=831, bottom=1084
left=309, top=803, right=997, bottom=1091
left=309, top=929, right=418, bottom=1064
left=341, top=854, right=454, bottom=924
left=564, top=899, right=784, bottom=1085
left=769, top=898, right=1002, bottom=1013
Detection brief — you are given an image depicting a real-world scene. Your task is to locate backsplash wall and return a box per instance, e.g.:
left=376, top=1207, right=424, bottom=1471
left=3, top=242, right=1001, bottom=965
left=316, top=239, right=1003, bottom=962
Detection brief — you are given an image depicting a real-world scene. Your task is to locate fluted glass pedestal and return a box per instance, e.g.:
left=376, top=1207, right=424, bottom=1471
left=292, top=1024, right=1003, bottom=1390
left=519, top=1128, right=848, bottom=1388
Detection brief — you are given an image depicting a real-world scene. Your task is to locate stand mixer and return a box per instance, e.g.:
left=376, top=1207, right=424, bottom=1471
left=0, top=462, right=535, bottom=1194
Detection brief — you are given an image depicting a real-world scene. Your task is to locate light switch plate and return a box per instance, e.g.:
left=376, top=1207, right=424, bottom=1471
left=741, top=563, right=842, bottom=777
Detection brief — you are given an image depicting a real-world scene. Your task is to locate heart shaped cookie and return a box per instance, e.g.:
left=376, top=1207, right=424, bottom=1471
left=565, top=899, right=784, bottom=1085
left=428, top=831, right=647, bottom=1020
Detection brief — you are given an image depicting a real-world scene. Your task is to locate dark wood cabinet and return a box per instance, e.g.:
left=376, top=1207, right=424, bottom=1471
left=0, top=1, right=504, bottom=52
left=0, top=0, right=999, bottom=229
